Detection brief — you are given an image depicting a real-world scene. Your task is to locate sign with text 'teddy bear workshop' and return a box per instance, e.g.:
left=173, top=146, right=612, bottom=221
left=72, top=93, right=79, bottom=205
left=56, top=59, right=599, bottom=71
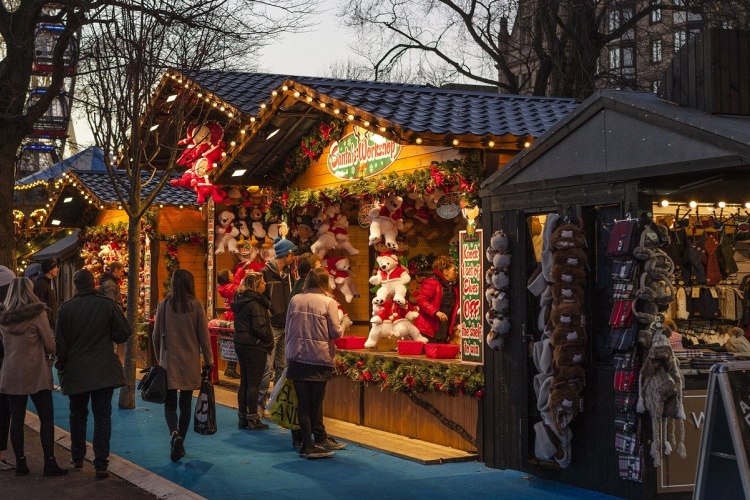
left=327, top=126, right=401, bottom=180
left=460, top=229, right=483, bottom=364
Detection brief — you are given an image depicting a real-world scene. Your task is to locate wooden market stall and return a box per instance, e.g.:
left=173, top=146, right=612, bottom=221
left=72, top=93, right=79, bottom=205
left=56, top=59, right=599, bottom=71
left=479, top=29, right=750, bottom=499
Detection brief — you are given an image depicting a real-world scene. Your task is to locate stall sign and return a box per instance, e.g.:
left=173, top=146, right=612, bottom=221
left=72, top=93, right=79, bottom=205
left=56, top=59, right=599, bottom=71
left=220, top=338, right=237, bottom=362
left=459, top=229, right=483, bottom=364
left=327, top=128, right=401, bottom=180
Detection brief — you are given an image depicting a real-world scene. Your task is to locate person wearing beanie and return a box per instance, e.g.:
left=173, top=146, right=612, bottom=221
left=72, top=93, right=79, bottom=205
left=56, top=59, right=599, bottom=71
left=33, top=259, right=59, bottom=329
left=0, top=265, right=14, bottom=470
left=257, top=237, right=297, bottom=416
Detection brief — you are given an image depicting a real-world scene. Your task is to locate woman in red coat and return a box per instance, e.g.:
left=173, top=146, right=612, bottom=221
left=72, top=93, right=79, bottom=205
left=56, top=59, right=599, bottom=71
left=414, top=256, right=459, bottom=344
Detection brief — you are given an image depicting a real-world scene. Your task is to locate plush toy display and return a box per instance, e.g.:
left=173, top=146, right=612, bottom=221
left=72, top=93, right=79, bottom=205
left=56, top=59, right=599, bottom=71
left=235, top=235, right=263, bottom=272
left=328, top=256, right=360, bottom=303
left=329, top=204, right=360, bottom=256
left=365, top=300, right=393, bottom=348
left=293, top=215, right=316, bottom=254
left=248, top=205, right=270, bottom=246
left=338, top=304, right=353, bottom=332
left=310, top=206, right=337, bottom=258
left=215, top=210, right=239, bottom=254
left=171, top=123, right=227, bottom=204
left=368, top=195, right=404, bottom=249
left=369, top=251, right=410, bottom=305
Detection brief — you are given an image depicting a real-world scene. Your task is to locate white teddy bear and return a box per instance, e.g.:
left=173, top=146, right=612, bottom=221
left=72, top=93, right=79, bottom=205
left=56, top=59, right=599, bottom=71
left=337, top=304, right=353, bottom=332
left=368, top=195, right=404, bottom=250
left=329, top=203, right=360, bottom=256
left=330, top=256, right=360, bottom=303
left=369, top=251, right=410, bottom=305
left=365, top=300, right=393, bottom=348
left=391, top=303, right=428, bottom=343
left=310, top=206, right=337, bottom=258
left=215, top=210, right=239, bottom=254
left=98, top=244, right=112, bottom=259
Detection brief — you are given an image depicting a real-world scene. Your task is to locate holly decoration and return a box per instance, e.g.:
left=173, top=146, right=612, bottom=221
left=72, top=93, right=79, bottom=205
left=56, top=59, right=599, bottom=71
left=161, top=232, right=206, bottom=294
left=334, top=352, right=484, bottom=399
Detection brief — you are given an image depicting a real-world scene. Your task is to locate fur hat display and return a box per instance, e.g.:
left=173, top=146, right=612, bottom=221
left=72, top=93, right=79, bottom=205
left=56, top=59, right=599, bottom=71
left=551, top=264, right=586, bottom=286
left=551, top=281, right=584, bottom=305
left=485, top=228, right=513, bottom=350
left=549, top=302, right=584, bottom=329
left=550, top=223, right=585, bottom=251
left=552, top=247, right=588, bottom=270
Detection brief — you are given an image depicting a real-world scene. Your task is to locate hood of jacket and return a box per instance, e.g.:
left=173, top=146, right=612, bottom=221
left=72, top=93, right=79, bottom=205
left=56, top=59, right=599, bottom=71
left=231, top=290, right=271, bottom=313
left=99, top=272, right=119, bottom=286
left=432, top=269, right=451, bottom=287
left=264, top=259, right=283, bottom=280
left=0, top=302, right=48, bottom=335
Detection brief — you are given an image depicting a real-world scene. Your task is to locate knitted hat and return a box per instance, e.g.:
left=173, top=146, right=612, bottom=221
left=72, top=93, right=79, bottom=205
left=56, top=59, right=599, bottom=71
left=0, top=265, right=14, bottom=286
left=273, top=237, right=297, bottom=258
left=41, top=258, right=58, bottom=274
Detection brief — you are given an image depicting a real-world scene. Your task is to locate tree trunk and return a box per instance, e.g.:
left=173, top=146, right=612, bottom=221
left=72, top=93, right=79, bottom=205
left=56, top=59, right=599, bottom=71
left=0, top=150, right=17, bottom=271
left=118, top=215, right=142, bottom=409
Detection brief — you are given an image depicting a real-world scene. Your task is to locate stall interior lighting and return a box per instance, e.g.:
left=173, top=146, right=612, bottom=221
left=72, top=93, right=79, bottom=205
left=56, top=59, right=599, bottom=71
left=266, top=128, right=280, bottom=140
left=232, top=169, right=247, bottom=177
left=63, top=197, right=73, bottom=203
left=165, top=94, right=177, bottom=103
left=150, top=124, right=159, bottom=131
left=51, top=219, right=60, bottom=225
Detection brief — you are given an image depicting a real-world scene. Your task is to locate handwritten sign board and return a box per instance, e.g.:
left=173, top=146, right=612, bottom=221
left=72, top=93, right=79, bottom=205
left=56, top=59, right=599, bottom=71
left=694, top=362, right=750, bottom=500
left=459, top=228, right=483, bottom=364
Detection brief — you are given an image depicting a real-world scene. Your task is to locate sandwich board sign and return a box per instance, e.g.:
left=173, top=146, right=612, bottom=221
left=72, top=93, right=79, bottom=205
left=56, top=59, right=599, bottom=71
left=694, top=362, right=750, bottom=500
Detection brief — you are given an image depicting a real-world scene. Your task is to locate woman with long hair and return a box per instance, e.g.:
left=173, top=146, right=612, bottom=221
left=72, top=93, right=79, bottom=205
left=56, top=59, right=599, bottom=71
left=153, top=269, right=213, bottom=462
left=231, top=272, right=273, bottom=430
left=285, top=267, right=344, bottom=460
left=0, top=277, right=67, bottom=476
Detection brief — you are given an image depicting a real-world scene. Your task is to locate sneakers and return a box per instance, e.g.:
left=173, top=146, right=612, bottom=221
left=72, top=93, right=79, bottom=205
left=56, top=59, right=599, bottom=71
left=170, top=434, right=184, bottom=462
left=0, top=458, right=15, bottom=471
left=299, top=445, right=334, bottom=460
left=318, top=437, right=347, bottom=451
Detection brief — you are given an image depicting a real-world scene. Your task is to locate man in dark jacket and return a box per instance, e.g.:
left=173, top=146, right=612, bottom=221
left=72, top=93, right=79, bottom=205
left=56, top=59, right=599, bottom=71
left=55, top=269, right=131, bottom=478
left=98, top=262, right=124, bottom=308
left=257, top=237, right=297, bottom=415
left=33, top=259, right=59, bottom=329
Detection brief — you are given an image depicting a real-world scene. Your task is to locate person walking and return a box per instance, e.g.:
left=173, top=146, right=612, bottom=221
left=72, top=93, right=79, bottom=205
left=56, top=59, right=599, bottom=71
left=0, top=265, right=14, bottom=471
left=55, top=269, right=131, bottom=478
left=285, top=267, right=344, bottom=460
left=288, top=254, right=345, bottom=451
left=257, top=237, right=297, bottom=415
left=33, top=259, right=59, bottom=329
left=414, top=256, right=460, bottom=344
left=98, top=262, right=125, bottom=308
left=0, top=277, right=67, bottom=476
left=153, top=269, right=213, bottom=462
left=231, top=272, right=273, bottom=431
left=217, top=268, right=241, bottom=379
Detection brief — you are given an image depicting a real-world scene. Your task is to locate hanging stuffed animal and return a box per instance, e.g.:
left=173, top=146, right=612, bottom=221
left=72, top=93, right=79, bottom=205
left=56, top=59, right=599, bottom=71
left=369, top=251, right=410, bottom=305
left=337, top=304, right=353, bottom=332
left=328, top=256, right=360, bottom=303
left=170, top=123, right=227, bottom=205
left=367, top=195, right=404, bottom=249
left=310, top=206, right=337, bottom=258
left=215, top=210, right=239, bottom=254
left=293, top=215, right=316, bottom=254
left=329, top=203, right=360, bottom=256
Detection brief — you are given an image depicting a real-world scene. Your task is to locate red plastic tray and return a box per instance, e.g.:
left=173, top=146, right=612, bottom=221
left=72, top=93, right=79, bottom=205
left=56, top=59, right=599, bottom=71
left=397, top=340, right=424, bottom=356
left=334, top=336, right=367, bottom=349
left=424, top=344, right=460, bottom=359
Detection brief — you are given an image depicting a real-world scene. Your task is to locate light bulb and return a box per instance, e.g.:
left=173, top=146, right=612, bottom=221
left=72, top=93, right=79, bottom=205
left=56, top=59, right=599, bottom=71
left=718, top=201, right=726, bottom=208
left=415, top=138, right=423, bottom=144
left=661, top=200, right=669, bottom=207
left=689, top=201, right=697, bottom=208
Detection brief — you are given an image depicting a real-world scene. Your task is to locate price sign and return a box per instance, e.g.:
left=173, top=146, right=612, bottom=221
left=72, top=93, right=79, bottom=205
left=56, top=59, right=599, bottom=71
left=459, top=228, right=483, bottom=364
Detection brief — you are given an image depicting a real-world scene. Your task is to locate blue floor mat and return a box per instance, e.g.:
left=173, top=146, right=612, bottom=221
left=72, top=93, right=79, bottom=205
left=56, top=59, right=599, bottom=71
left=38, top=383, right=623, bottom=500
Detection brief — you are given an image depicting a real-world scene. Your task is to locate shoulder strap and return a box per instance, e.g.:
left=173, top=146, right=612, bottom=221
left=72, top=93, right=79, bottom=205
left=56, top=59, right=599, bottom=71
left=158, top=300, right=167, bottom=358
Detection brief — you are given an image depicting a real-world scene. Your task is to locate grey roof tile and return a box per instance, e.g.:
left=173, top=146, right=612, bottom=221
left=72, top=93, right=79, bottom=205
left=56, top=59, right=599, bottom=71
left=73, top=170, right=199, bottom=206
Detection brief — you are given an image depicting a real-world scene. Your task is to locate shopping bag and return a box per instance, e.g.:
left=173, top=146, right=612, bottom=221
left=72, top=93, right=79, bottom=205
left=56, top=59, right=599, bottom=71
left=194, top=372, right=217, bottom=435
left=138, top=365, right=167, bottom=404
left=269, top=369, right=299, bottom=430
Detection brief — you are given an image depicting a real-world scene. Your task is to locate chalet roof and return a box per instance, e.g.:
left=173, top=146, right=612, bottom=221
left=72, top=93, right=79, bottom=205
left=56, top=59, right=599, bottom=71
left=73, top=170, right=199, bottom=207
left=16, top=147, right=107, bottom=186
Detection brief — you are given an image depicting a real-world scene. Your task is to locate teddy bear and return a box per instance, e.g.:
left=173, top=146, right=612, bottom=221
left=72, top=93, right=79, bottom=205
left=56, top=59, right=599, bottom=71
left=552, top=364, right=586, bottom=393
left=337, top=304, right=353, bottom=332
left=553, top=247, right=588, bottom=270
left=391, top=303, right=428, bottom=343
left=329, top=204, right=359, bottom=256
left=368, top=195, right=404, bottom=249
left=365, top=300, right=394, bottom=348
left=310, top=206, right=337, bottom=258
left=549, top=382, right=582, bottom=432
left=369, top=252, right=410, bottom=305
left=551, top=264, right=586, bottom=286
left=293, top=215, right=316, bottom=254
left=235, top=205, right=251, bottom=237
left=549, top=302, right=584, bottom=330
left=329, top=256, right=360, bottom=303
left=215, top=210, right=239, bottom=254
left=98, top=244, right=112, bottom=259
left=247, top=205, right=270, bottom=246
left=552, top=281, right=584, bottom=305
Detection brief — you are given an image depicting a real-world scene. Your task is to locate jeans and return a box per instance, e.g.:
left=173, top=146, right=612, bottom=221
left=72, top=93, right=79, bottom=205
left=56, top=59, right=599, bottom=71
left=258, top=326, right=286, bottom=408
left=165, top=389, right=193, bottom=439
left=235, top=346, right=267, bottom=419
left=0, top=392, right=9, bottom=452
left=291, top=383, right=327, bottom=444
left=7, top=390, right=55, bottom=461
left=293, top=380, right=327, bottom=453
left=69, top=387, right=115, bottom=471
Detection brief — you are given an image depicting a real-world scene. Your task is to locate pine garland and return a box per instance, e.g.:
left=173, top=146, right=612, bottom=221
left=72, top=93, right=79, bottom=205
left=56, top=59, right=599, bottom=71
left=334, top=352, right=484, bottom=400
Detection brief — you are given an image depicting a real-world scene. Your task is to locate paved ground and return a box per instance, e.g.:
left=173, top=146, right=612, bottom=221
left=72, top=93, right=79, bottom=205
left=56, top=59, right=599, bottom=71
left=0, top=426, right=155, bottom=500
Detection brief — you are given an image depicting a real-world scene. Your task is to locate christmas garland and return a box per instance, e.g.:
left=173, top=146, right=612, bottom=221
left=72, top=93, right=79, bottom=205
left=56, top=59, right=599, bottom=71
left=272, top=150, right=483, bottom=216
left=334, top=352, right=484, bottom=400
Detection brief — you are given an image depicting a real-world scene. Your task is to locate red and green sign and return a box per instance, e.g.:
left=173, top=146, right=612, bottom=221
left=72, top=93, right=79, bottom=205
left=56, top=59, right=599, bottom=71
left=460, top=229, right=483, bottom=364
left=327, top=127, right=401, bottom=180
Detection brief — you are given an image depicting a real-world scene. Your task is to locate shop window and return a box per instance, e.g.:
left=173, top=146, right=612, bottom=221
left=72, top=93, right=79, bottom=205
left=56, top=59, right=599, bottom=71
left=651, top=39, right=663, bottom=63
left=650, top=0, right=662, bottom=23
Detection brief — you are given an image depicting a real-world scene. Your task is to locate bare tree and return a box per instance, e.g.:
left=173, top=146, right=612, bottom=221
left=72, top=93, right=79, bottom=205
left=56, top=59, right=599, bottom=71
left=0, top=0, right=315, bottom=272
left=339, top=0, right=749, bottom=98
left=76, top=0, right=315, bottom=409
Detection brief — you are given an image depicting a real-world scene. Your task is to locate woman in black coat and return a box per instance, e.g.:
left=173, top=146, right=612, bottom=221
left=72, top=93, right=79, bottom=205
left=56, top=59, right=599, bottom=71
left=231, top=272, right=274, bottom=430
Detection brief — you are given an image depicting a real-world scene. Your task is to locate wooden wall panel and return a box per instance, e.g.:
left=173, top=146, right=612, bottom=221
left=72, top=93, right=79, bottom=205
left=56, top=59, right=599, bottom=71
left=95, top=209, right=128, bottom=226
left=322, top=375, right=361, bottom=423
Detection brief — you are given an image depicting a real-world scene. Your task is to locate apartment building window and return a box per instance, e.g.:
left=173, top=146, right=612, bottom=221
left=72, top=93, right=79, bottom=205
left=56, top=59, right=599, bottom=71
left=609, top=47, right=620, bottom=69
left=652, top=81, right=660, bottom=93
left=675, top=31, right=687, bottom=50
left=608, top=10, right=620, bottom=33
left=622, top=47, right=634, bottom=68
left=651, top=39, right=663, bottom=63
left=650, top=0, right=662, bottom=23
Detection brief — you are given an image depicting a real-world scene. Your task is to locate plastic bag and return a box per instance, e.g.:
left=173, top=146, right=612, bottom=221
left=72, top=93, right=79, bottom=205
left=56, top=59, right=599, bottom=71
left=268, top=368, right=299, bottom=430
left=194, top=371, right=217, bottom=435
left=138, top=366, right=167, bottom=404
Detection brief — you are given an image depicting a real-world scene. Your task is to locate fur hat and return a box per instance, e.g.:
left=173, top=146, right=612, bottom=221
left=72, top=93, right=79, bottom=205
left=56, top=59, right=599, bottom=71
left=492, top=269, right=510, bottom=291
left=551, top=324, right=586, bottom=347
left=552, top=247, right=588, bottom=270
left=725, top=327, right=750, bottom=354
left=550, top=383, right=581, bottom=432
left=549, top=302, right=583, bottom=330
left=552, top=281, right=584, bottom=306
left=493, top=252, right=512, bottom=271
left=492, top=291, right=509, bottom=314
left=633, top=298, right=660, bottom=324
left=490, top=230, right=509, bottom=252
left=552, top=264, right=586, bottom=286
left=553, top=342, right=585, bottom=370
left=486, top=331, right=505, bottom=349
left=550, top=223, right=586, bottom=250
left=644, top=249, right=675, bottom=280
left=552, top=364, right=585, bottom=394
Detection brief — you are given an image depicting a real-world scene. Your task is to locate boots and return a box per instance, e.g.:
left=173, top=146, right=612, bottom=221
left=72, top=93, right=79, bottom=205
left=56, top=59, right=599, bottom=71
left=238, top=412, right=249, bottom=429
left=43, top=457, right=69, bottom=476
left=15, top=457, right=29, bottom=476
left=247, top=417, right=270, bottom=430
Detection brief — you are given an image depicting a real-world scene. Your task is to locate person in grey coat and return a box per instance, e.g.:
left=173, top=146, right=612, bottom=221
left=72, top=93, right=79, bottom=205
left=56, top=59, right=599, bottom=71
left=98, top=261, right=124, bottom=308
left=153, top=269, right=213, bottom=462
left=55, top=269, right=131, bottom=478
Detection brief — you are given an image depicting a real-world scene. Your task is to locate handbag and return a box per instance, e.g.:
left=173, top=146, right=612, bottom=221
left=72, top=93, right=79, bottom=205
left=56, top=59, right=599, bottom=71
left=607, top=220, right=640, bottom=257
left=138, top=365, right=167, bottom=404
left=194, top=369, right=218, bottom=435
left=269, top=368, right=299, bottom=430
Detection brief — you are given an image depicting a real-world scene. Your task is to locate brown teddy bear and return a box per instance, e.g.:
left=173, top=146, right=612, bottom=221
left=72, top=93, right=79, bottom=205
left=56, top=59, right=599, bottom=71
left=549, top=382, right=581, bottom=432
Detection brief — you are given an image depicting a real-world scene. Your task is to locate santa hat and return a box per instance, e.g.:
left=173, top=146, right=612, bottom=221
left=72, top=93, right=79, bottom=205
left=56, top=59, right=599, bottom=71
left=379, top=252, right=399, bottom=264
